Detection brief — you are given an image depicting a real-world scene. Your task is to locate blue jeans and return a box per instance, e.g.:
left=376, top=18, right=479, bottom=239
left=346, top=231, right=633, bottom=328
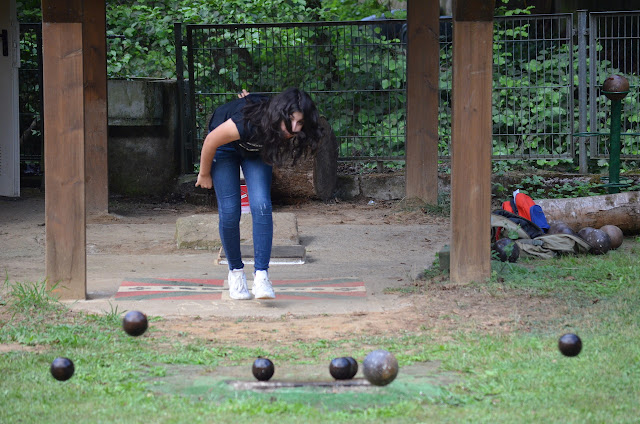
left=211, top=144, right=273, bottom=271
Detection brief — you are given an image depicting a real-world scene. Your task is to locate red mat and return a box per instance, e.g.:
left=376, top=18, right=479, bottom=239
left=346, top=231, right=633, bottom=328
left=115, top=277, right=365, bottom=301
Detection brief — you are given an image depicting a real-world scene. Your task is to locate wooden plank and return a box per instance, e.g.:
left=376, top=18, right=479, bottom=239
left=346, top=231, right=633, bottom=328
left=41, top=0, right=82, bottom=23
left=405, top=0, right=440, bottom=203
left=83, top=0, right=109, bottom=214
left=42, top=22, right=86, bottom=299
left=454, top=0, right=495, bottom=21
left=450, top=20, right=494, bottom=284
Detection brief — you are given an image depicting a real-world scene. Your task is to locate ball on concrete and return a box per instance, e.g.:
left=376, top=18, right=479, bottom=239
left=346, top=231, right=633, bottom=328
left=600, top=225, right=623, bottom=249
left=345, top=356, right=358, bottom=379
left=362, top=349, right=399, bottom=386
left=558, top=333, right=582, bottom=357
left=492, top=238, right=520, bottom=263
left=583, top=228, right=611, bottom=255
left=329, top=357, right=352, bottom=380
left=252, top=357, right=275, bottom=381
left=122, top=310, right=148, bottom=337
left=602, top=74, right=630, bottom=100
left=50, top=357, right=75, bottom=381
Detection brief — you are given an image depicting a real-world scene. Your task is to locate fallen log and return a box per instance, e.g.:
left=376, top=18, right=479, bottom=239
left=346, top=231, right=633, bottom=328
left=271, top=116, right=338, bottom=202
left=536, top=191, right=640, bottom=234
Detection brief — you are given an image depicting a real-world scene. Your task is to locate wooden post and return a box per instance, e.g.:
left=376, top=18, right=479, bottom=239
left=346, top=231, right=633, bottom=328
left=83, top=1, right=108, bottom=214
left=450, top=0, right=495, bottom=284
left=42, top=0, right=86, bottom=299
left=405, top=0, right=440, bottom=203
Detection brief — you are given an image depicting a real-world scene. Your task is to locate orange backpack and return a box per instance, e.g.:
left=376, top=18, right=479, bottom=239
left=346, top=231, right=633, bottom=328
left=502, top=190, right=550, bottom=232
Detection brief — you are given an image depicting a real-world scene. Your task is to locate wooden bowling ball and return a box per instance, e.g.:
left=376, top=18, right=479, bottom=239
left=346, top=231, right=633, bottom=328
left=491, top=238, right=520, bottom=263
left=577, top=227, right=595, bottom=241
left=600, top=225, right=623, bottom=249
left=122, top=310, right=148, bottom=337
left=363, top=350, right=399, bottom=386
left=329, top=357, right=352, bottom=380
left=50, top=357, right=75, bottom=381
left=345, top=356, right=358, bottom=379
left=602, top=74, right=630, bottom=100
left=547, top=221, right=576, bottom=237
left=252, top=357, right=274, bottom=381
left=583, top=228, right=611, bottom=255
left=558, top=333, right=582, bottom=357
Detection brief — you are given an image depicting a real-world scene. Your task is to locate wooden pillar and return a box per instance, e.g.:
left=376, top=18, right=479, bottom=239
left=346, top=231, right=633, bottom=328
left=450, top=0, right=495, bottom=284
left=42, top=0, right=86, bottom=299
left=83, top=1, right=108, bottom=214
left=405, top=0, right=440, bottom=203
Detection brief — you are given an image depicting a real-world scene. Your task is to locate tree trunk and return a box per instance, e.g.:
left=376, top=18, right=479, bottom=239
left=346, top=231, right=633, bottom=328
left=272, top=116, right=337, bottom=202
left=537, top=191, right=640, bottom=234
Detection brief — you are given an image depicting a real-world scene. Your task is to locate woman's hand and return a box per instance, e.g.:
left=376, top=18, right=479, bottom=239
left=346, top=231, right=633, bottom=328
left=195, top=173, right=213, bottom=189
left=238, top=89, right=250, bottom=98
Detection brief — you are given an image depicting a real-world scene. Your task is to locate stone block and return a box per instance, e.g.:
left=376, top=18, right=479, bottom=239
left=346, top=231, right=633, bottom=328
left=360, top=174, right=405, bottom=200
left=176, top=212, right=300, bottom=250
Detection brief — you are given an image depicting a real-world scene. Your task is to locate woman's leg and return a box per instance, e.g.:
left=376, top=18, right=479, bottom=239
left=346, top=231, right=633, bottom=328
left=241, top=156, right=273, bottom=271
left=211, top=146, right=243, bottom=271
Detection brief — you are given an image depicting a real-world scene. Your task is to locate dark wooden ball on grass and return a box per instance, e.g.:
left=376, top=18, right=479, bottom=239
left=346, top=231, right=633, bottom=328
left=329, top=357, right=352, bottom=380
left=558, top=333, right=582, bottom=357
left=577, top=227, right=595, bottom=243
left=583, top=228, right=611, bottom=255
left=600, top=225, right=623, bottom=249
left=345, top=356, right=358, bottom=379
left=50, top=357, right=75, bottom=381
left=122, top=310, right=148, bottom=337
left=492, top=238, right=520, bottom=263
left=547, top=221, right=577, bottom=237
left=363, top=349, right=399, bottom=386
left=252, top=357, right=275, bottom=381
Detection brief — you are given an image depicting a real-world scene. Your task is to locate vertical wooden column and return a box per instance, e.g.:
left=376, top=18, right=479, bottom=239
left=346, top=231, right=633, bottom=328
left=450, top=0, right=495, bottom=284
left=42, top=0, right=86, bottom=299
left=83, top=1, right=108, bottom=214
left=405, top=0, right=440, bottom=203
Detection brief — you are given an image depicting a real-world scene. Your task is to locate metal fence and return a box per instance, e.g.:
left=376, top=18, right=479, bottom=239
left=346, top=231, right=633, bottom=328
left=178, top=11, right=640, bottom=169
left=181, top=20, right=408, bottom=169
left=588, top=11, right=640, bottom=159
left=17, top=12, right=640, bottom=177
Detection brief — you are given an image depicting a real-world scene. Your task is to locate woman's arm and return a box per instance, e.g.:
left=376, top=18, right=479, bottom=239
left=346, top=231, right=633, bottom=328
left=195, top=119, right=241, bottom=189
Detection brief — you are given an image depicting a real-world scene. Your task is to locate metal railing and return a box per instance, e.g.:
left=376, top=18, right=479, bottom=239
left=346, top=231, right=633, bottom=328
left=588, top=11, right=640, bottom=160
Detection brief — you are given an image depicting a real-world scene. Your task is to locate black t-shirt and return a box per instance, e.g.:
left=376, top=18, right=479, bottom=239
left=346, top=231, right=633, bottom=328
left=207, top=94, right=268, bottom=157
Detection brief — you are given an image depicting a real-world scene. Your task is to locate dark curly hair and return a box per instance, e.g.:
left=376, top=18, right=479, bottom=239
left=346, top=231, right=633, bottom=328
left=243, top=88, right=323, bottom=166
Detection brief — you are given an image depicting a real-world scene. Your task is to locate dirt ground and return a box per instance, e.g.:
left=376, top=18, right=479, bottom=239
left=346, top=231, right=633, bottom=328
left=0, top=191, right=567, bottom=347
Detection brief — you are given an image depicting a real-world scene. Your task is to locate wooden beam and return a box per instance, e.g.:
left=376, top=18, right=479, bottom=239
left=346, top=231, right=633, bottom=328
left=42, top=21, right=86, bottom=299
left=405, top=0, right=440, bottom=203
left=450, top=0, right=495, bottom=284
left=83, top=1, right=108, bottom=214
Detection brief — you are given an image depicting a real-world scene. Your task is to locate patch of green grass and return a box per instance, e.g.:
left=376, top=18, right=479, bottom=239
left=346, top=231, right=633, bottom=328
left=490, top=245, right=640, bottom=301
left=2, top=249, right=640, bottom=423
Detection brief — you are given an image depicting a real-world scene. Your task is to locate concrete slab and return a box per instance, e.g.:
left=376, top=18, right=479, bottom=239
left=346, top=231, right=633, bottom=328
left=1, top=193, right=450, bottom=319
left=175, top=212, right=301, bottom=250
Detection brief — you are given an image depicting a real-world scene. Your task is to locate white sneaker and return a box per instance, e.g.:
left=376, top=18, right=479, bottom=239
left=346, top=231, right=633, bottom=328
left=228, top=269, right=252, bottom=300
left=252, top=270, right=276, bottom=299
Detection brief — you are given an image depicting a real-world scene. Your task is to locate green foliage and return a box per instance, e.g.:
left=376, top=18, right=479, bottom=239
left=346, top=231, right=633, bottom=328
left=15, top=0, right=640, bottom=171
left=317, top=0, right=390, bottom=21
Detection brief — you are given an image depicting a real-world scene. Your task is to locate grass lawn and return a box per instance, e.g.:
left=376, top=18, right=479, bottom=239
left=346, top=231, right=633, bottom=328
left=1, top=239, right=639, bottom=423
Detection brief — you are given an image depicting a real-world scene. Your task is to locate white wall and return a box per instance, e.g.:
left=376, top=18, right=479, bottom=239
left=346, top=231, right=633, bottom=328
left=0, top=0, right=20, bottom=197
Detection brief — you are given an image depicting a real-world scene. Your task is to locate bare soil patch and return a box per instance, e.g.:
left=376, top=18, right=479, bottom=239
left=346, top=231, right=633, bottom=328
left=152, top=284, right=566, bottom=349
left=1, top=192, right=566, bottom=348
